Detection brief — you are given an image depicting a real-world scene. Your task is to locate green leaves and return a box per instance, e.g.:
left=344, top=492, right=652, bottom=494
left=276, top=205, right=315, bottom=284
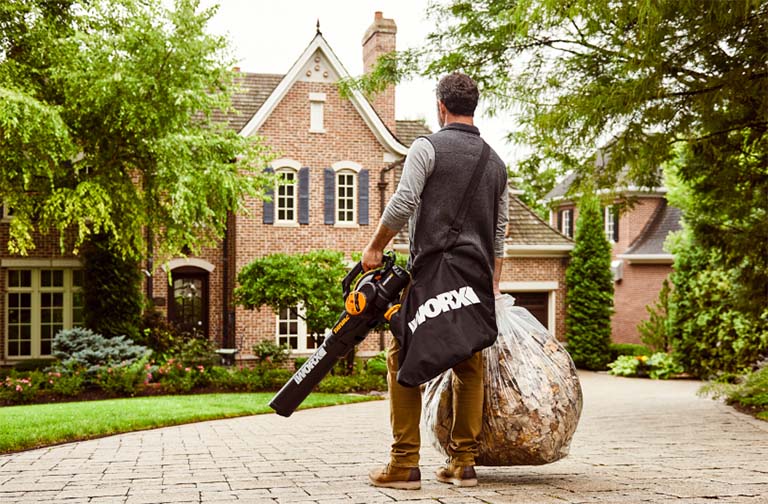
left=234, top=250, right=350, bottom=338
left=0, top=0, right=272, bottom=260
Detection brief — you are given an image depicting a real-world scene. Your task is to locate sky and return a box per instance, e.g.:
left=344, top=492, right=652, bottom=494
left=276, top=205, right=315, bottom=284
left=197, top=0, right=519, bottom=163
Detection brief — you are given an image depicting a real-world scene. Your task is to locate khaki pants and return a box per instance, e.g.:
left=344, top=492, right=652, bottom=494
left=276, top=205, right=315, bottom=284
left=387, top=337, right=484, bottom=468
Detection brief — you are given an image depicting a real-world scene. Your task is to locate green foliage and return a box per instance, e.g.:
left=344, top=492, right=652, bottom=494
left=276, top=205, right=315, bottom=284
left=317, top=373, right=387, bottom=394
left=166, top=338, right=220, bottom=368
left=348, top=0, right=768, bottom=350
left=637, top=278, right=672, bottom=352
left=609, top=343, right=653, bottom=361
left=235, top=250, right=348, bottom=339
left=699, top=366, right=768, bottom=414
left=565, top=191, right=614, bottom=370
left=12, top=359, right=54, bottom=372
left=138, top=310, right=180, bottom=355
left=94, top=354, right=151, bottom=396
left=252, top=341, right=291, bottom=367
left=608, top=352, right=683, bottom=380
left=365, top=351, right=388, bottom=376
left=45, top=369, right=86, bottom=398
left=82, top=233, right=142, bottom=341
left=52, top=327, right=148, bottom=375
left=666, top=228, right=768, bottom=377
left=0, top=0, right=272, bottom=260
left=0, top=373, right=45, bottom=405
left=154, top=359, right=209, bottom=394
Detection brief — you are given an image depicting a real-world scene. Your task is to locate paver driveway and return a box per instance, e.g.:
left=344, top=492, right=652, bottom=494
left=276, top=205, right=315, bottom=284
left=0, top=371, right=766, bottom=503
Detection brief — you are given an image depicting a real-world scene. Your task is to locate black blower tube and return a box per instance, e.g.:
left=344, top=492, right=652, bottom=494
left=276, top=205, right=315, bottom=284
left=269, top=252, right=409, bottom=417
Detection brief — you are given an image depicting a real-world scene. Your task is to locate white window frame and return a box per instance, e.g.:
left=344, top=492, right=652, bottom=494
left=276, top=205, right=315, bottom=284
left=309, top=92, right=326, bottom=133
left=275, top=168, right=298, bottom=225
left=270, top=159, right=301, bottom=227
left=562, top=209, right=572, bottom=238
left=331, top=161, right=362, bottom=227
left=604, top=205, right=617, bottom=243
left=5, top=268, right=83, bottom=359
left=275, top=304, right=324, bottom=353
left=1, top=202, right=14, bottom=222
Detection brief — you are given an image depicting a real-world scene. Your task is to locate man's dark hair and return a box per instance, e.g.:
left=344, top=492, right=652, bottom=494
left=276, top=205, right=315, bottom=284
left=436, top=73, right=479, bottom=116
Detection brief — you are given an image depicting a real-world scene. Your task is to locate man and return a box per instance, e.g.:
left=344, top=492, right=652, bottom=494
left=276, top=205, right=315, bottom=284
left=362, top=72, right=509, bottom=489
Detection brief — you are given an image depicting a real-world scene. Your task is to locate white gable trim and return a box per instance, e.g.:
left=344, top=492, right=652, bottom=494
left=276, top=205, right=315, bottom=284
left=238, top=34, right=408, bottom=156
left=271, top=158, right=302, bottom=171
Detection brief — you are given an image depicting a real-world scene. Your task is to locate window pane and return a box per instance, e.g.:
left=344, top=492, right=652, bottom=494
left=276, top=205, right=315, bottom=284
left=41, top=340, right=52, bottom=356
left=73, top=270, right=84, bottom=288
left=20, top=341, right=31, bottom=356
left=41, top=270, right=51, bottom=287
left=8, top=341, right=19, bottom=356
left=53, top=270, right=64, bottom=287
left=9, top=270, right=18, bottom=287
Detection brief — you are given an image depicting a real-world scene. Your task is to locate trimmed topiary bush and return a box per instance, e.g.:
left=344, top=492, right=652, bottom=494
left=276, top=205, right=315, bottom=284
left=565, top=191, right=614, bottom=370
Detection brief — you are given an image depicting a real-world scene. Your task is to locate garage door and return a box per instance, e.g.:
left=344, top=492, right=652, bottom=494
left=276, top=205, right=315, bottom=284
left=505, top=291, right=549, bottom=329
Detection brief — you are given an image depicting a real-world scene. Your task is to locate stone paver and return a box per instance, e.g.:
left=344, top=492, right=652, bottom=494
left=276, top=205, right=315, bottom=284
left=1, top=371, right=766, bottom=503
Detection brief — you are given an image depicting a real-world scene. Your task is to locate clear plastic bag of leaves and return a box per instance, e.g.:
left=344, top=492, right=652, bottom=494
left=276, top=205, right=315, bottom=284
left=424, top=294, right=583, bottom=466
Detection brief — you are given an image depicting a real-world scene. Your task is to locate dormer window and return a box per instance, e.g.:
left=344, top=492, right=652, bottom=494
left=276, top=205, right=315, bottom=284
left=309, top=92, right=326, bottom=133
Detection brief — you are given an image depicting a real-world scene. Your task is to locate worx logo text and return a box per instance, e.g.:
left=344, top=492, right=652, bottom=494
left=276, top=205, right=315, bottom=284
left=408, top=286, right=480, bottom=334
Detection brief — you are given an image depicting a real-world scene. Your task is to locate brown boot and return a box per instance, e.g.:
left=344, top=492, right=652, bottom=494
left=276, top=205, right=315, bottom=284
left=435, top=462, right=478, bottom=487
left=368, top=464, right=421, bottom=490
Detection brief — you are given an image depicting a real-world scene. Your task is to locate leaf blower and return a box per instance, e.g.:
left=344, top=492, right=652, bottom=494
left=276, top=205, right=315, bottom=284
left=269, top=251, right=410, bottom=417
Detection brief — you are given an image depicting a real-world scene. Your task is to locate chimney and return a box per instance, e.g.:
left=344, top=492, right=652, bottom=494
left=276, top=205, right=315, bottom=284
left=362, top=11, right=397, bottom=132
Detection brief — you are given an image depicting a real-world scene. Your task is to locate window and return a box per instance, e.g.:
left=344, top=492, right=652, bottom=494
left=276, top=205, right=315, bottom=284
left=336, top=170, right=356, bottom=224
left=325, top=162, right=369, bottom=226
left=559, top=209, right=573, bottom=238
left=309, top=92, right=326, bottom=133
left=1, top=202, right=14, bottom=221
left=275, top=305, right=323, bottom=352
left=6, top=269, right=83, bottom=359
left=275, top=169, right=297, bottom=224
left=604, top=205, right=619, bottom=243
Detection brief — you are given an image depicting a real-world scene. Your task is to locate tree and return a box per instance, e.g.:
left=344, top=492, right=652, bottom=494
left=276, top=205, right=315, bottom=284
left=81, top=233, right=143, bottom=341
left=344, top=0, right=767, bottom=314
left=234, top=250, right=349, bottom=347
left=564, top=191, right=614, bottom=370
left=0, top=0, right=271, bottom=261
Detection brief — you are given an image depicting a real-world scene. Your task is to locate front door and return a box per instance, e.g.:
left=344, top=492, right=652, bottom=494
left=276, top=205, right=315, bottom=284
left=168, top=267, right=209, bottom=338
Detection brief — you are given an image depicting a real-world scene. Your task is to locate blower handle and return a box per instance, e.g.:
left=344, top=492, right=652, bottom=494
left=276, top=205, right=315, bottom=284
left=342, top=251, right=397, bottom=297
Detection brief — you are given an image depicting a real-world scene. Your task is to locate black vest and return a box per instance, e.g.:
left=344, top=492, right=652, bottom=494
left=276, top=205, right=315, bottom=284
left=410, top=123, right=507, bottom=281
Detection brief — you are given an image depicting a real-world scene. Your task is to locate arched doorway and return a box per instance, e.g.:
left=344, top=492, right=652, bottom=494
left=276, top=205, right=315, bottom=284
left=168, top=266, right=209, bottom=338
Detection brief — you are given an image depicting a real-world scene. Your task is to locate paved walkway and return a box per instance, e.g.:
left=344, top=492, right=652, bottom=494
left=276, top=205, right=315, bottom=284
left=0, top=371, right=766, bottom=503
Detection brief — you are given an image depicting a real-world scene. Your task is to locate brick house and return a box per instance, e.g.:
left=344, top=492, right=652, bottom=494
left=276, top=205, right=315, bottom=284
left=544, top=172, right=682, bottom=344
left=0, top=13, right=572, bottom=365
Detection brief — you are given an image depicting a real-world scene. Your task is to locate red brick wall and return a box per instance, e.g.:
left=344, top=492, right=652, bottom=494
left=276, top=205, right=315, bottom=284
left=233, top=79, right=399, bottom=358
left=500, top=256, right=569, bottom=341
left=613, top=263, right=671, bottom=344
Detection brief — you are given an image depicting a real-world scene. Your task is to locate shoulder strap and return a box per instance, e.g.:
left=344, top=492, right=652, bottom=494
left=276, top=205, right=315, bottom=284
left=444, top=141, right=491, bottom=249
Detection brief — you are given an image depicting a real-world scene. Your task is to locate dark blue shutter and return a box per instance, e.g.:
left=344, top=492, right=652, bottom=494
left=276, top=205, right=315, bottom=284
left=298, top=167, right=310, bottom=225
left=324, top=168, right=335, bottom=225
left=612, top=207, right=619, bottom=242
left=263, top=167, right=274, bottom=224
left=358, top=169, right=369, bottom=225
left=567, top=211, right=574, bottom=238
left=557, top=210, right=563, bottom=232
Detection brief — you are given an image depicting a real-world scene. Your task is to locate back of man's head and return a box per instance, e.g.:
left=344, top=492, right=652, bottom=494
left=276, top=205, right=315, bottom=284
left=436, top=73, right=479, bottom=117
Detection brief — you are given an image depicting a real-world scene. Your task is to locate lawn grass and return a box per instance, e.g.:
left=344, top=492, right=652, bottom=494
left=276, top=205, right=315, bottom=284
left=0, top=392, right=379, bottom=454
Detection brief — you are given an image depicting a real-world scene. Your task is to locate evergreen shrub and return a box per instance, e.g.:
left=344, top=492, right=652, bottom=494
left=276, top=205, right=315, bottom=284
left=52, top=327, right=149, bottom=375
left=565, top=191, right=614, bottom=370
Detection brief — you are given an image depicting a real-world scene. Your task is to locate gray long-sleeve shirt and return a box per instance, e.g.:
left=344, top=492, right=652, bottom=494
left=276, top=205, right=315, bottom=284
left=382, top=137, right=509, bottom=257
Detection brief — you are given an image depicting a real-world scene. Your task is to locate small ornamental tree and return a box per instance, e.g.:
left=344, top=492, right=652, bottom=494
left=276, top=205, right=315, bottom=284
left=234, top=250, right=348, bottom=348
left=565, top=191, right=614, bottom=370
left=82, top=233, right=143, bottom=341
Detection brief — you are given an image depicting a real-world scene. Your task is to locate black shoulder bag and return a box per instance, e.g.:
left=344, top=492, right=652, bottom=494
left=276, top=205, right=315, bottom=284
left=391, top=142, right=498, bottom=387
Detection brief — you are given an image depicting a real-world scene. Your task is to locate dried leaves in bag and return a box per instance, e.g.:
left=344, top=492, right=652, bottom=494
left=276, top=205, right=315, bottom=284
left=424, top=294, right=583, bottom=466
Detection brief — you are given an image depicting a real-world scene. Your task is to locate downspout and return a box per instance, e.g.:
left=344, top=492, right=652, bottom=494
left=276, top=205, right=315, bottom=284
left=377, top=158, right=404, bottom=351
left=222, top=212, right=230, bottom=348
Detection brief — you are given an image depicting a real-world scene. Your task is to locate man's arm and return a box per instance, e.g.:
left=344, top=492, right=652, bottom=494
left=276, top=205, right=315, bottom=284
left=362, top=138, right=434, bottom=271
left=493, top=257, right=503, bottom=296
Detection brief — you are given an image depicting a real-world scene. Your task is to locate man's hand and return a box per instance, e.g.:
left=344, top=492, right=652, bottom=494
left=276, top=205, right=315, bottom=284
left=362, top=245, right=383, bottom=272
left=362, top=222, right=399, bottom=271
